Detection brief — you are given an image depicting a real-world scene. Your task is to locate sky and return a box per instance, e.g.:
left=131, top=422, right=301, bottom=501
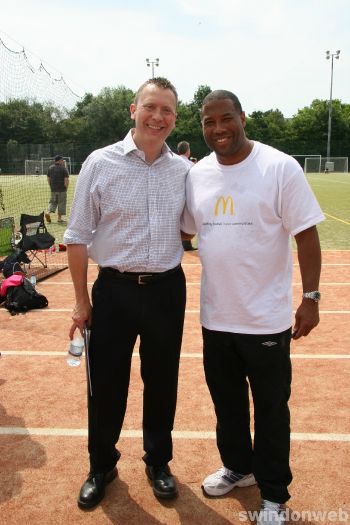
left=0, top=0, right=349, bottom=117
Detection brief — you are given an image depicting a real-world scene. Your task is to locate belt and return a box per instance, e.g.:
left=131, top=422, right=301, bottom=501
left=99, top=265, right=181, bottom=285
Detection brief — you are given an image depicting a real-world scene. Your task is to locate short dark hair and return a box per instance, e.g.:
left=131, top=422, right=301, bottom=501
left=134, top=77, right=178, bottom=105
left=54, top=155, right=63, bottom=162
left=201, top=90, right=243, bottom=114
left=177, top=141, right=190, bottom=155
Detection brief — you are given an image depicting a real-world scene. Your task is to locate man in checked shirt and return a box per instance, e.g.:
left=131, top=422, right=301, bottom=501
left=64, top=77, right=189, bottom=509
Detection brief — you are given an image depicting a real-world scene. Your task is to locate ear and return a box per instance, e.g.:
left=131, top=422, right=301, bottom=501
left=240, top=111, right=246, bottom=128
left=130, top=103, right=136, bottom=120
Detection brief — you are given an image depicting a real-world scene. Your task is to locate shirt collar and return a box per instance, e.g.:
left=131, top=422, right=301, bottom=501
left=122, top=129, right=174, bottom=159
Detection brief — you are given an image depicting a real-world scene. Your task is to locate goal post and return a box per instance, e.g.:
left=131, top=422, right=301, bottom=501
left=320, top=157, right=348, bottom=173
left=24, top=160, right=43, bottom=175
left=41, top=157, right=72, bottom=175
left=291, top=155, right=321, bottom=172
left=305, top=157, right=321, bottom=173
left=24, top=157, right=72, bottom=175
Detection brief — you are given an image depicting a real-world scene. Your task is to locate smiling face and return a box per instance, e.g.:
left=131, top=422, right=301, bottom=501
left=130, top=84, right=177, bottom=152
left=201, top=98, right=251, bottom=165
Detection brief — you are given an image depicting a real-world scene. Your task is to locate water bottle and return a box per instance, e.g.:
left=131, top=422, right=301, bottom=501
left=30, top=275, right=36, bottom=287
left=67, top=332, right=84, bottom=367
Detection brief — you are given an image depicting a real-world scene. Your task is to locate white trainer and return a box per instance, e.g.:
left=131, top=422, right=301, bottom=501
left=202, top=466, right=256, bottom=496
left=257, top=499, right=286, bottom=525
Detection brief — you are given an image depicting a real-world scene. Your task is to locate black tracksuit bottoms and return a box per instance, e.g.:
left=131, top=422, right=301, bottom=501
left=202, top=326, right=293, bottom=504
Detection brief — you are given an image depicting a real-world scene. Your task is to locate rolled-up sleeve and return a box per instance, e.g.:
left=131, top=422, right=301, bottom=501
left=63, top=155, right=101, bottom=245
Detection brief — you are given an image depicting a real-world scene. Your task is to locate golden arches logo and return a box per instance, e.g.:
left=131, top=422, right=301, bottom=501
left=214, top=195, right=234, bottom=216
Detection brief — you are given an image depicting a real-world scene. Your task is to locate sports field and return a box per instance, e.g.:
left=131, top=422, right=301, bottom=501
left=0, top=175, right=78, bottom=246
left=307, top=174, right=350, bottom=249
left=0, top=172, right=349, bottom=248
left=0, top=172, right=349, bottom=524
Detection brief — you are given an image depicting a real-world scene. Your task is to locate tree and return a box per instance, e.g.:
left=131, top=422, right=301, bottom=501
left=66, top=86, right=134, bottom=146
left=169, top=85, right=212, bottom=159
left=0, top=99, right=64, bottom=144
left=192, top=85, right=212, bottom=110
left=246, top=109, right=291, bottom=152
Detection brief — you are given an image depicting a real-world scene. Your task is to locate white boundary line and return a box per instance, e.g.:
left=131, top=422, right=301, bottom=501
left=1, top=309, right=349, bottom=314
left=88, top=262, right=350, bottom=266
left=1, top=351, right=350, bottom=359
left=38, top=281, right=350, bottom=286
left=0, top=427, right=349, bottom=441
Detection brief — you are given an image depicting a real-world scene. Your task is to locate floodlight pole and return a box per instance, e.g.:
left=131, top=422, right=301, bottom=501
left=325, top=50, right=340, bottom=160
left=145, top=58, right=159, bottom=78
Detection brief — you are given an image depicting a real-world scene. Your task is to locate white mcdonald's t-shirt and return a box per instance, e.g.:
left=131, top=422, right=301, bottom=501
left=181, top=141, right=325, bottom=334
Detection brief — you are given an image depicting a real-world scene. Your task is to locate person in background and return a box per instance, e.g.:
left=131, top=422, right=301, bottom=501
left=181, top=89, right=324, bottom=525
left=177, top=141, right=197, bottom=251
left=45, top=155, right=69, bottom=224
left=177, top=140, right=194, bottom=168
left=64, top=77, right=188, bottom=510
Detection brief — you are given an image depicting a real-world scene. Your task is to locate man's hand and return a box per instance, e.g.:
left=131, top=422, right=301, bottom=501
left=292, top=299, right=320, bottom=339
left=69, top=300, right=92, bottom=339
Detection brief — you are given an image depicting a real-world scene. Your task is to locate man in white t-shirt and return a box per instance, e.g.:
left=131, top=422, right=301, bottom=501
left=181, top=90, right=324, bottom=525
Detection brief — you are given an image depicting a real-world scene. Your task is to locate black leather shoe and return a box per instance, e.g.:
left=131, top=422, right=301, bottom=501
left=77, top=468, right=117, bottom=509
left=146, top=464, right=178, bottom=499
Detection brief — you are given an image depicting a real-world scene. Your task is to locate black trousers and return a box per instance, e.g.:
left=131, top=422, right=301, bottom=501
left=87, top=267, right=186, bottom=473
left=202, top=327, right=293, bottom=504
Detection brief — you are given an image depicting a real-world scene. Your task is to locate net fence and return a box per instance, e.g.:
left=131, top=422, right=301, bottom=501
left=25, top=157, right=72, bottom=175
left=0, top=37, right=80, bottom=109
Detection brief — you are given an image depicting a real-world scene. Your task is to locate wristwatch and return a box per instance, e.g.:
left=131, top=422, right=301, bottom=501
left=302, top=291, right=321, bottom=302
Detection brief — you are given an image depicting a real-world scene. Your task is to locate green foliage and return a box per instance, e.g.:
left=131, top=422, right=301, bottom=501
left=192, top=85, right=212, bottom=109
left=286, top=99, right=350, bottom=156
left=170, top=100, right=208, bottom=159
left=246, top=109, right=290, bottom=151
left=0, top=87, right=349, bottom=172
left=67, top=86, right=134, bottom=146
left=169, top=85, right=212, bottom=159
left=0, top=99, right=66, bottom=144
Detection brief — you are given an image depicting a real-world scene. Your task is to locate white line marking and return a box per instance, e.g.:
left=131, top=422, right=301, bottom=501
left=2, top=351, right=350, bottom=359
left=318, top=311, right=350, bottom=314
left=180, top=310, right=350, bottom=315
left=38, top=281, right=350, bottom=286
left=1, top=309, right=350, bottom=314
left=0, top=427, right=349, bottom=441
left=324, top=212, right=350, bottom=226
left=296, top=263, right=350, bottom=266
left=294, top=283, right=350, bottom=286
left=86, top=262, right=350, bottom=267
left=291, top=354, right=350, bottom=359
left=87, top=262, right=203, bottom=267
left=290, top=433, right=350, bottom=442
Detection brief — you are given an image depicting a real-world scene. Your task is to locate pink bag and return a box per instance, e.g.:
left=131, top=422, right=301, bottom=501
left=0, top=273, right=24, bottom=297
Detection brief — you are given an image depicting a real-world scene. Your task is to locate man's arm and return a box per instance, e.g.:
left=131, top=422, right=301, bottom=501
left=64, top=176, right=69, bottom=189
left=293, top=225, right=321, bottom=339
left=181, top=231, right=194, bottom=240
left=67, top=244, right=92, bottom=338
